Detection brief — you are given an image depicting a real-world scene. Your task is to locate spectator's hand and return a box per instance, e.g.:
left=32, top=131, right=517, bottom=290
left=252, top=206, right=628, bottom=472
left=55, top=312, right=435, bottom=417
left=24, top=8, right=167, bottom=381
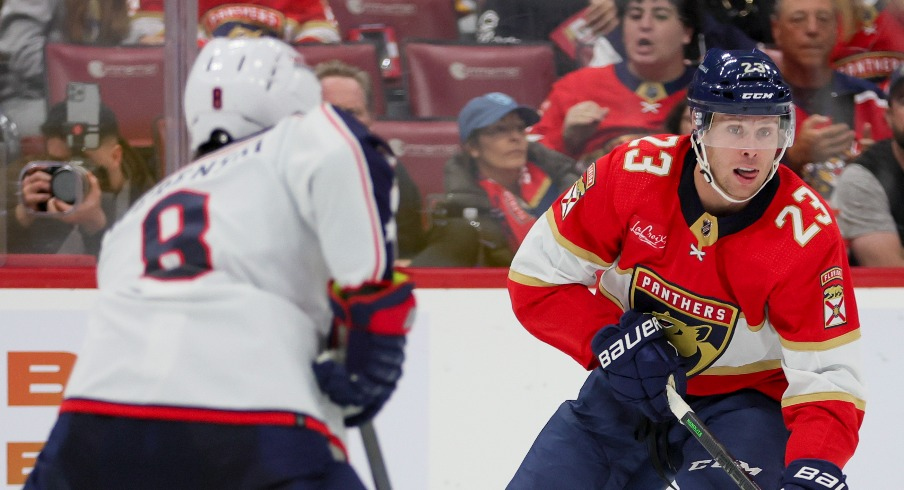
left=785, top=115, right=855, bottom=171
left=18, top=168, right=52, bottom=216
left=563, top=101, right=609, bottom=155
left=47, top=173, right=107, bottom=234
left=585, top=0, right=620, bottom=36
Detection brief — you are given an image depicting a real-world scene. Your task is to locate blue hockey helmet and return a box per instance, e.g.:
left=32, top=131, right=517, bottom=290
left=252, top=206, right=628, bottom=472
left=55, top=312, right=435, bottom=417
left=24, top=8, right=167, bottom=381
left=687, top=48, right=795, bottom=204
left=687, top=48, right=792, bottom=118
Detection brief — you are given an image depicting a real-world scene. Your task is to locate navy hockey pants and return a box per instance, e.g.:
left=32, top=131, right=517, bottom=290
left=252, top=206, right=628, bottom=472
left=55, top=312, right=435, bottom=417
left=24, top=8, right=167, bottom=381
left=508, top=369, right=789, bottom=489
left=25, top=413, right=366, bottom=490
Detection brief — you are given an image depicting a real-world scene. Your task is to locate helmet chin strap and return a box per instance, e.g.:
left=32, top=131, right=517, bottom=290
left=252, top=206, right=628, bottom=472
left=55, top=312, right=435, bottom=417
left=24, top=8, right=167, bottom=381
left=690, top=131, right=785, bottom=205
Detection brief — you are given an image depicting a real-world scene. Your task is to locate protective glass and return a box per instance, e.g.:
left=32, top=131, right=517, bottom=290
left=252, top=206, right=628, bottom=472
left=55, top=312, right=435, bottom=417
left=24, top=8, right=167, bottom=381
left=699, top=113, right=791, bottom=150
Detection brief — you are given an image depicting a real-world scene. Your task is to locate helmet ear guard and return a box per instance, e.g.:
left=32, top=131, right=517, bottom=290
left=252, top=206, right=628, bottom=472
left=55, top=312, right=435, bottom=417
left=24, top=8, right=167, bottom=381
left=184, top=37, right=322, bottom=155
left=686, top=48, right=795, bottom=204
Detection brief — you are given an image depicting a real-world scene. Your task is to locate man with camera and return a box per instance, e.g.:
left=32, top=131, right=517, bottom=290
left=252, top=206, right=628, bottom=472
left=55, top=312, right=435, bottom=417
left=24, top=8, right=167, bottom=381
left=11, top=99, right=154, bottom=255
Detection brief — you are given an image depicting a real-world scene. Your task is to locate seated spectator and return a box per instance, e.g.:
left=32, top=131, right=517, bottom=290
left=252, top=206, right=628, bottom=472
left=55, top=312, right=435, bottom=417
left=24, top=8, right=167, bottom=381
left=130, top=0, right=340, bottom=45
left=528, top=0, right=700, bottom=161
left=0, top=0, right=152, bottom=138
left=772, top=0, right=892, bottom=199
left=410, top=93, right=579, bottom=267
left=831, top=65, right=904, bottom=267
left=313, top=59, right=427, bottom=262
left=831, top=0, right=904, bottom=88
left=476, top=0, right=756, bottom=76
left=10, top=101, right=155, bottom=255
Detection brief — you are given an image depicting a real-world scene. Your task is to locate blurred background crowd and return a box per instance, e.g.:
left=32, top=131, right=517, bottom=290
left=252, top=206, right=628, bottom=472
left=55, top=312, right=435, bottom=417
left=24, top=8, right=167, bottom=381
left=1, top=0, right=902, bottom=267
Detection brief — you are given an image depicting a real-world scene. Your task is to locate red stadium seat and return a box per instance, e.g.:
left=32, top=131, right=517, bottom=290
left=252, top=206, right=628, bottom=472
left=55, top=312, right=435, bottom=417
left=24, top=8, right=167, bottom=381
left=44, top=43, right=165, bottom=148
left=330, top=0, right=459, bottom=42
left=370, top=119, right=460, bottom=203
left=295, top=42, right=387, bottom=116
left=402, top=41, right=557, bottom=118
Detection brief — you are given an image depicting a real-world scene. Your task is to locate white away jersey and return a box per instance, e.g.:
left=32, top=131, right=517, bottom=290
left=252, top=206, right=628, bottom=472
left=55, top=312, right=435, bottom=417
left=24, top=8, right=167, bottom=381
left=63, top=104, right=398, bottom=446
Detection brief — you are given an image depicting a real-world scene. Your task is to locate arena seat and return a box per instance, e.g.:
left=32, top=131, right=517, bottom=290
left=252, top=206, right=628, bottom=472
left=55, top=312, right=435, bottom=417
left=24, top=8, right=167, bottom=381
left=370, top=119, right=460, bottom=203
left=44, top=43, right=165, bottom=148
left=402, top=41, right=557, bottom=118
left=295, top=42, right=387, bottom=116
left=330, top=0, right=459, bottom=42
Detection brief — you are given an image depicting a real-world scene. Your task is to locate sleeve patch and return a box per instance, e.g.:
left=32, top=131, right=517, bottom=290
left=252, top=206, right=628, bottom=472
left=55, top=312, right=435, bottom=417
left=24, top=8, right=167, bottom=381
left=559, top=162, right=594, bottom=220
left=820, top=267, right=847, bottom=329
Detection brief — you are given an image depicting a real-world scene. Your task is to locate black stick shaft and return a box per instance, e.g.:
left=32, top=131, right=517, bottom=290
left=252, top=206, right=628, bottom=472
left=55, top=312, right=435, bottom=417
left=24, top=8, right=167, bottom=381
left=360, top=421, right=392, bottom=490
left=666, top=384, right=762, bottom=490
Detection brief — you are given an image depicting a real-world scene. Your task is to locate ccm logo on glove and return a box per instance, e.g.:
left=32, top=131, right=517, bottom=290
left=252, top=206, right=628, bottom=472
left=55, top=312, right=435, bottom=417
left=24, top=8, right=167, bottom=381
left=597, top=316, right=664, bottom=368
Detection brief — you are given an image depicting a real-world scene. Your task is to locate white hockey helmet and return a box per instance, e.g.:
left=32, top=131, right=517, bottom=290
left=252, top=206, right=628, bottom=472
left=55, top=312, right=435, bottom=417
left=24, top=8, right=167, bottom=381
left=184, top=37, right=322, bottom=153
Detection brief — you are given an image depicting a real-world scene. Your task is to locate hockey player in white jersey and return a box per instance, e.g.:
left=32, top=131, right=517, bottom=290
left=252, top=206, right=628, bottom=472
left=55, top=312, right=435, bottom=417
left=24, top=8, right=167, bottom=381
left=25, top=37, right=415, bottom=489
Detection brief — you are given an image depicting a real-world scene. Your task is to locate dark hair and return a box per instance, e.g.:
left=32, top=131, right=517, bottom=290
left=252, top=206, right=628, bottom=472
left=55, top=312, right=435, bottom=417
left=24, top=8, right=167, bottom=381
left=617, top=0, right=703, bottom=61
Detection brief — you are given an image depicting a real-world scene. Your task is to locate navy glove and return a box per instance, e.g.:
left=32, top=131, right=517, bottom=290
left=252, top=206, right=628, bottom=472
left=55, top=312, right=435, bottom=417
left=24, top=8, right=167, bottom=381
left=591, top=310, right=686, bottom=423
left=313, top=274, right=416, bottom=426
left=781, top=459, right=848, bottom=489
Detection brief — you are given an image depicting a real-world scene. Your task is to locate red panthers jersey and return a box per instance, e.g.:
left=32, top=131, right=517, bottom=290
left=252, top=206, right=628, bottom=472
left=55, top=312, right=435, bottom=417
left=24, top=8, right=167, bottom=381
left=508, top=134, right=865, bottom=468
left=529, top=62, right=693, bottom=160
left=130, top=0, right=339, bottom=43
left=831, top=7, right=904, bottom=86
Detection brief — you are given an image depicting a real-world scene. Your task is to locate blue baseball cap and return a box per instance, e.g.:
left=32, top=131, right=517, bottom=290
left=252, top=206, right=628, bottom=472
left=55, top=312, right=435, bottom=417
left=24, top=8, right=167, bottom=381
left=457, top=92, right=540, bottom=143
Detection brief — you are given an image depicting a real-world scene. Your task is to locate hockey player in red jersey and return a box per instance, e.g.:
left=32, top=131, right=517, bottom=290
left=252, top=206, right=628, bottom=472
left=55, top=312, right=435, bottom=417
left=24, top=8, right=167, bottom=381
left=507, top=48, right=864, bottom=489
left=24, top=38, right=413, bottom=489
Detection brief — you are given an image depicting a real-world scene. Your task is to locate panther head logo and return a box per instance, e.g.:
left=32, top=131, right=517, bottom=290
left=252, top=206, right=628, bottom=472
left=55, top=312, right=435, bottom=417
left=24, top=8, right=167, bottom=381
left=652, top=311, right=720, bottom=376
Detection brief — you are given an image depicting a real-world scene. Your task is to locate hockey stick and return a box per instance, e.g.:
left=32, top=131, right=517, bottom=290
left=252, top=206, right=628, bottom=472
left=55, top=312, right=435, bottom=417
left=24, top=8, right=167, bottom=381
left=360, top=420, right=392, bottom=490
left=665, top=378, right=762, bottom=490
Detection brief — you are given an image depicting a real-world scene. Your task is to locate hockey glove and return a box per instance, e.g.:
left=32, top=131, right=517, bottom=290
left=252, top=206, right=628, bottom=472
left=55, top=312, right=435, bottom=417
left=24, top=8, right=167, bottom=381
left=781, top=459, right=848, bottom=490
left=591, top=310, right=687, bottom=423
left=312, top=273, right=416, bottom=427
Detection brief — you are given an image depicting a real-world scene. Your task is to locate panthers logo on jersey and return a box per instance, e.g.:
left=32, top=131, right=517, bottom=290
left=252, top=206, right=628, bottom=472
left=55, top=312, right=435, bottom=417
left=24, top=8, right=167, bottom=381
left=631, top=267, right=740, bottom=376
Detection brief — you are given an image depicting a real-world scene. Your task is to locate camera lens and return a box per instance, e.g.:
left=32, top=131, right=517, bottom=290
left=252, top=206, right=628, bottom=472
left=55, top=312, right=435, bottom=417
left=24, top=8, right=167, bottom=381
left=50, top=168, right=79, bottom=204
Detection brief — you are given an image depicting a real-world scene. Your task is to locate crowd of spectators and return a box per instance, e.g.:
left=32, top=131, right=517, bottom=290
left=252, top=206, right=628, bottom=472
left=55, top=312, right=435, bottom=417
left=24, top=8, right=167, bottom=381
left=1, top=0, right=902, bottom=268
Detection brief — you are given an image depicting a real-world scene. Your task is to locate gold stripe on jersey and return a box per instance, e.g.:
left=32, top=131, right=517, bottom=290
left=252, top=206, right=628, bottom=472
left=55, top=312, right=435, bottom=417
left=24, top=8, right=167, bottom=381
left=742, top=315, right=766, bottom=333
left=779, top=329, right=861, bottom=351
left=781, top=391, right=867, bottom=411
left=688, top=212, right=720, bottom=248
left=547, top=211, right=612, bottom=267
left=508, top=269, right=557, bottom=287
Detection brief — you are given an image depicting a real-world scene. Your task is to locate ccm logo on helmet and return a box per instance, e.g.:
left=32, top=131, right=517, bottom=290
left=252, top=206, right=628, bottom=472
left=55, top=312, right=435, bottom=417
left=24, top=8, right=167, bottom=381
left=741, top=93, right=774, bottom=100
